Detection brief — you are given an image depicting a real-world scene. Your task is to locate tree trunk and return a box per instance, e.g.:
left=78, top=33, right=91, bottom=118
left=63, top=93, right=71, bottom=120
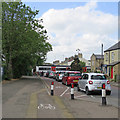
left=7, top=50, right=13, bottom=79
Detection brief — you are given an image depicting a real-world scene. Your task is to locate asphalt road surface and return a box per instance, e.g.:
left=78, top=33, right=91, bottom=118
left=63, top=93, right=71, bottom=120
left=2, top=76, right=119, bottom=118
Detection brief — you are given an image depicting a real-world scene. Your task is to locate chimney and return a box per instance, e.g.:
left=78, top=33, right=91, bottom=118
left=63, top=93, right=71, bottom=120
left=101, top=44, right=103, bottom=57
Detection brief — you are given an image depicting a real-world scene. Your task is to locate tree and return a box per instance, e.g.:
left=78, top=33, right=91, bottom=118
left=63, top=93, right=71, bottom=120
left=2, top=2, right=52, bottom=79
left=70, top=56, right=85, bottom=72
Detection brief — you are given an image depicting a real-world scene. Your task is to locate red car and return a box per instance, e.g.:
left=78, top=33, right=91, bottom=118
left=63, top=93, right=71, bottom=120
left=62, top=71, right=82, bottom=86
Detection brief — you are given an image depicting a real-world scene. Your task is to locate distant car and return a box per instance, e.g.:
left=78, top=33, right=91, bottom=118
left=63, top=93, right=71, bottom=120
left=77, top=73, right=111, bottom=95
left=49, top=71, right=54, bottom=78
left=56, top=71, right=65, bottom=82
left=53, top=71, right=58, bottom=79
left=62, top=71, right=82, bottom=86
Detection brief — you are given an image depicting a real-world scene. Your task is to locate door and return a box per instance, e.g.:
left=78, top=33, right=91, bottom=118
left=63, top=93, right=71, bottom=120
left=82, top=74, right=89, bottom=90
left=111, top=66, right=113, bottom=79
left=80, top=74, right=88, bottom=90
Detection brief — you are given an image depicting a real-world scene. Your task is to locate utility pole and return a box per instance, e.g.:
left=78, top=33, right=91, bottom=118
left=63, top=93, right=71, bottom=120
left=101, top=44, right=103, bottom=73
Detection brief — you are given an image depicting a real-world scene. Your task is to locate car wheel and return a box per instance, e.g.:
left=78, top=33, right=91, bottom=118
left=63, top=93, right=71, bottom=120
left=106, top=91, right=111, bottom=95
left=86, top=87, right=90, bottom=95
left=77, top=84, right=80, bottom=91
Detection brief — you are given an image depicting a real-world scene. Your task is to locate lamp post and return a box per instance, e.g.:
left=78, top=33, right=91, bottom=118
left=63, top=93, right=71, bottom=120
left=76, top=49, right=80, bottom=55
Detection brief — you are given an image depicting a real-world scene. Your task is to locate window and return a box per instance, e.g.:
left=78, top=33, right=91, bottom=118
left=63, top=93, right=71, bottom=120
left=111, top=52, right=114, bottom=62
left=91, top=75, right=106, bottom=80
left=106, top=53, right=108, bottom=61
left=69, top=73, right=81, bottom=76
left=82, top=74, right=88, bottom=79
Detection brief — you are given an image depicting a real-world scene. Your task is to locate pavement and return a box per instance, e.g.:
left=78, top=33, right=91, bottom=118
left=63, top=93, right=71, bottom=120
left=110, top=81, right=120, bottom=87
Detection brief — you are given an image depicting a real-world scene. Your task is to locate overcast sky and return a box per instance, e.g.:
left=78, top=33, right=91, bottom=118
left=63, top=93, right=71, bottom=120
left=23, top=1, right=118, bottom=63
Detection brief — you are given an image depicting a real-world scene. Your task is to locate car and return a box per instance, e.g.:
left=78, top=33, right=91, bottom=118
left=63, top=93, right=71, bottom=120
left=56, top=71, right=65, bottom=82
left=62, top=71, right=82, bottom=86
left=49, top=71, right=54, bottom=78
left=77, top=73, right=111, bottom=95
left=53, top=71, right=58, bottom=79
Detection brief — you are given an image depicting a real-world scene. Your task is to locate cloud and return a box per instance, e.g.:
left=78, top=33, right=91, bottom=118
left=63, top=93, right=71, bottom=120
left=39, top=2, right=118, bottom=63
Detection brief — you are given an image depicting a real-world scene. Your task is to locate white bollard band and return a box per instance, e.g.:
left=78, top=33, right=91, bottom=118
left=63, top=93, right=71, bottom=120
left=51, top=85, right=54, bottom=90
left=102, top=89, right=106, bottom=97
left=71, top=88, right=74, bottom=94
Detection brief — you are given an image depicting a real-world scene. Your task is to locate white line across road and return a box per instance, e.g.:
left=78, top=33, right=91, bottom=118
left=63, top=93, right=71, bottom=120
left=90, top=95, right=96, bottom=98
left=60, top=87, right=69, bottom=97
left=75, top=95, right=87, bottom=98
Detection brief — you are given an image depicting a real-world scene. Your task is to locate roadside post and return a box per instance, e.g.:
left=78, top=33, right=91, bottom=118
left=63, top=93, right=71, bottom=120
left=71, top=83, right=74, bottom=100
left=51, top=82, right=54, bottom=96
left=102, top=83, right=107, bottom=105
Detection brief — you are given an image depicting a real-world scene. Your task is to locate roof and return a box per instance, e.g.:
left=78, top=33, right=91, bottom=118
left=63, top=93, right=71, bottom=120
left=107, top=61, right=120, bottom=66
left=82, top=73, right=104, bottom=76
left=94, top=54, right=104, bottom=59
left=104, top=41, right=120, bottom=52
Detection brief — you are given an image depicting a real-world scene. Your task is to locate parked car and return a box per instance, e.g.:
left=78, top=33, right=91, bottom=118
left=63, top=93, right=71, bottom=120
left=53, top=71, right=58, bottom=79
left=77, top=73, right=111, bottom=95
left=49, top=71, right=54, bottom=78
left=62, top=71, right=82, bottom=86
left=44, top=71, right=50, bottom=77
left=56, top=71, right=65, bottom=82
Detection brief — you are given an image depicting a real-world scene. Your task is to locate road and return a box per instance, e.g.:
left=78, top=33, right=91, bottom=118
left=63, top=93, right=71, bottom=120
left=2, top=76, right=119, bottom=118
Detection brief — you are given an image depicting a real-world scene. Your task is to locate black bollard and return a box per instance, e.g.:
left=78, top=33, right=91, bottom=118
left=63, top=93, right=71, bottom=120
left=51, top=82, right=54, bottom=96
left=102, top=83, right=107, bottom=105
left=71, top=83, right=74, bottom=100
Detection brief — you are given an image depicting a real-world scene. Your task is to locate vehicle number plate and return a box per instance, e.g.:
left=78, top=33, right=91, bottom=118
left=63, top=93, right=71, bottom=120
left=73, top=80, right=78, bottom=82
left=97, top=87, right=102, bottom=89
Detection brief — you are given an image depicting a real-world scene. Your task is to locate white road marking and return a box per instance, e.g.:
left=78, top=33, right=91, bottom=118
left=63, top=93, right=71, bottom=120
left=66, top=91, right=76, bottom=94
left=60, top=87, right=69, bottom=96
left=38, top=104, right=56, bottom=110
left=55, top=86, right=63, bottom=89
left=90, top=95, right=95, bottom=98
left=75, top=95, right=87, bottom=98
left=45, top=86, right=50, bottom=95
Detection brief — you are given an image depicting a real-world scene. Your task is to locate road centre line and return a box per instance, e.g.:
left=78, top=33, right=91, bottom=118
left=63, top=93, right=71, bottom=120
left=60, top=87, right=69, bottom=97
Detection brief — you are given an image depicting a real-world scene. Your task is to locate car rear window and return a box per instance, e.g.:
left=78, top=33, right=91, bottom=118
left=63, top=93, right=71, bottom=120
left=69, top=73, right=81, bottom=76
left=91, top=75, right=107, bottom=80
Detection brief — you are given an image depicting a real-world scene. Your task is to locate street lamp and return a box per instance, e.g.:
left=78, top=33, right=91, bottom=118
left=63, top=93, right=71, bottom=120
left=76, top=49, right=80, bottom=54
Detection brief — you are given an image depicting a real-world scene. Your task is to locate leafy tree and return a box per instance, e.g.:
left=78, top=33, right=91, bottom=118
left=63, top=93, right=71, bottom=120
left=2, top=2, right=52, bottom=79
left=70, top=56, right=85, bottom=72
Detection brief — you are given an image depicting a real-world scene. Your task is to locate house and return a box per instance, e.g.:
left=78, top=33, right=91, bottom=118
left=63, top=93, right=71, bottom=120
left=91, top=54, right=104, bottom=72
left=104, top=41, right=120, bottom=80
left=53, top=60, right=60, bottom=65
left=59, top=53, right=91, bottom=71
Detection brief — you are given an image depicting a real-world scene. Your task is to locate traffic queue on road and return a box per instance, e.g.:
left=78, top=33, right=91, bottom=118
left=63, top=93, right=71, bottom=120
left=42, top=70, right=111, bottom=96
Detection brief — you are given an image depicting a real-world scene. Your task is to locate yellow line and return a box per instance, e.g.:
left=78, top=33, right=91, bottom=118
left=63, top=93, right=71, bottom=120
left=52, top=96, right=74, bottom=118
left=26, top=89, right=46, bottom=118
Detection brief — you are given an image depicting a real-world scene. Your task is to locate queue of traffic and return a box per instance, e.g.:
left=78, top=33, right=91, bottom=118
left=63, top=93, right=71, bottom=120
left=42, top=70, right=111, bottom=95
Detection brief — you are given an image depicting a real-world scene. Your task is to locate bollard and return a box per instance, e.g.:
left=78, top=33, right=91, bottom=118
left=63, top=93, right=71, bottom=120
left=71, top=83, right=74, bottom=100
left=51, top=82, right=54, bottom=96
left=102, top=83, right=107, bottom=105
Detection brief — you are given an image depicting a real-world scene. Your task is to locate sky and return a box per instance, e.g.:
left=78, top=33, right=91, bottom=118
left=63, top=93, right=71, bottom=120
left=22, top=1, right=118, bottom=63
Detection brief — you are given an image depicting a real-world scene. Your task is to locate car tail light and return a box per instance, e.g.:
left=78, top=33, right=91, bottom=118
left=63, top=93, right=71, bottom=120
left=89, top=81, right=93, bottom=84
left=59, top=74, right=60, bottom=76
left=68, top=77, right=71, bottom=80
left=107, top=81, right=110, bottom=84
